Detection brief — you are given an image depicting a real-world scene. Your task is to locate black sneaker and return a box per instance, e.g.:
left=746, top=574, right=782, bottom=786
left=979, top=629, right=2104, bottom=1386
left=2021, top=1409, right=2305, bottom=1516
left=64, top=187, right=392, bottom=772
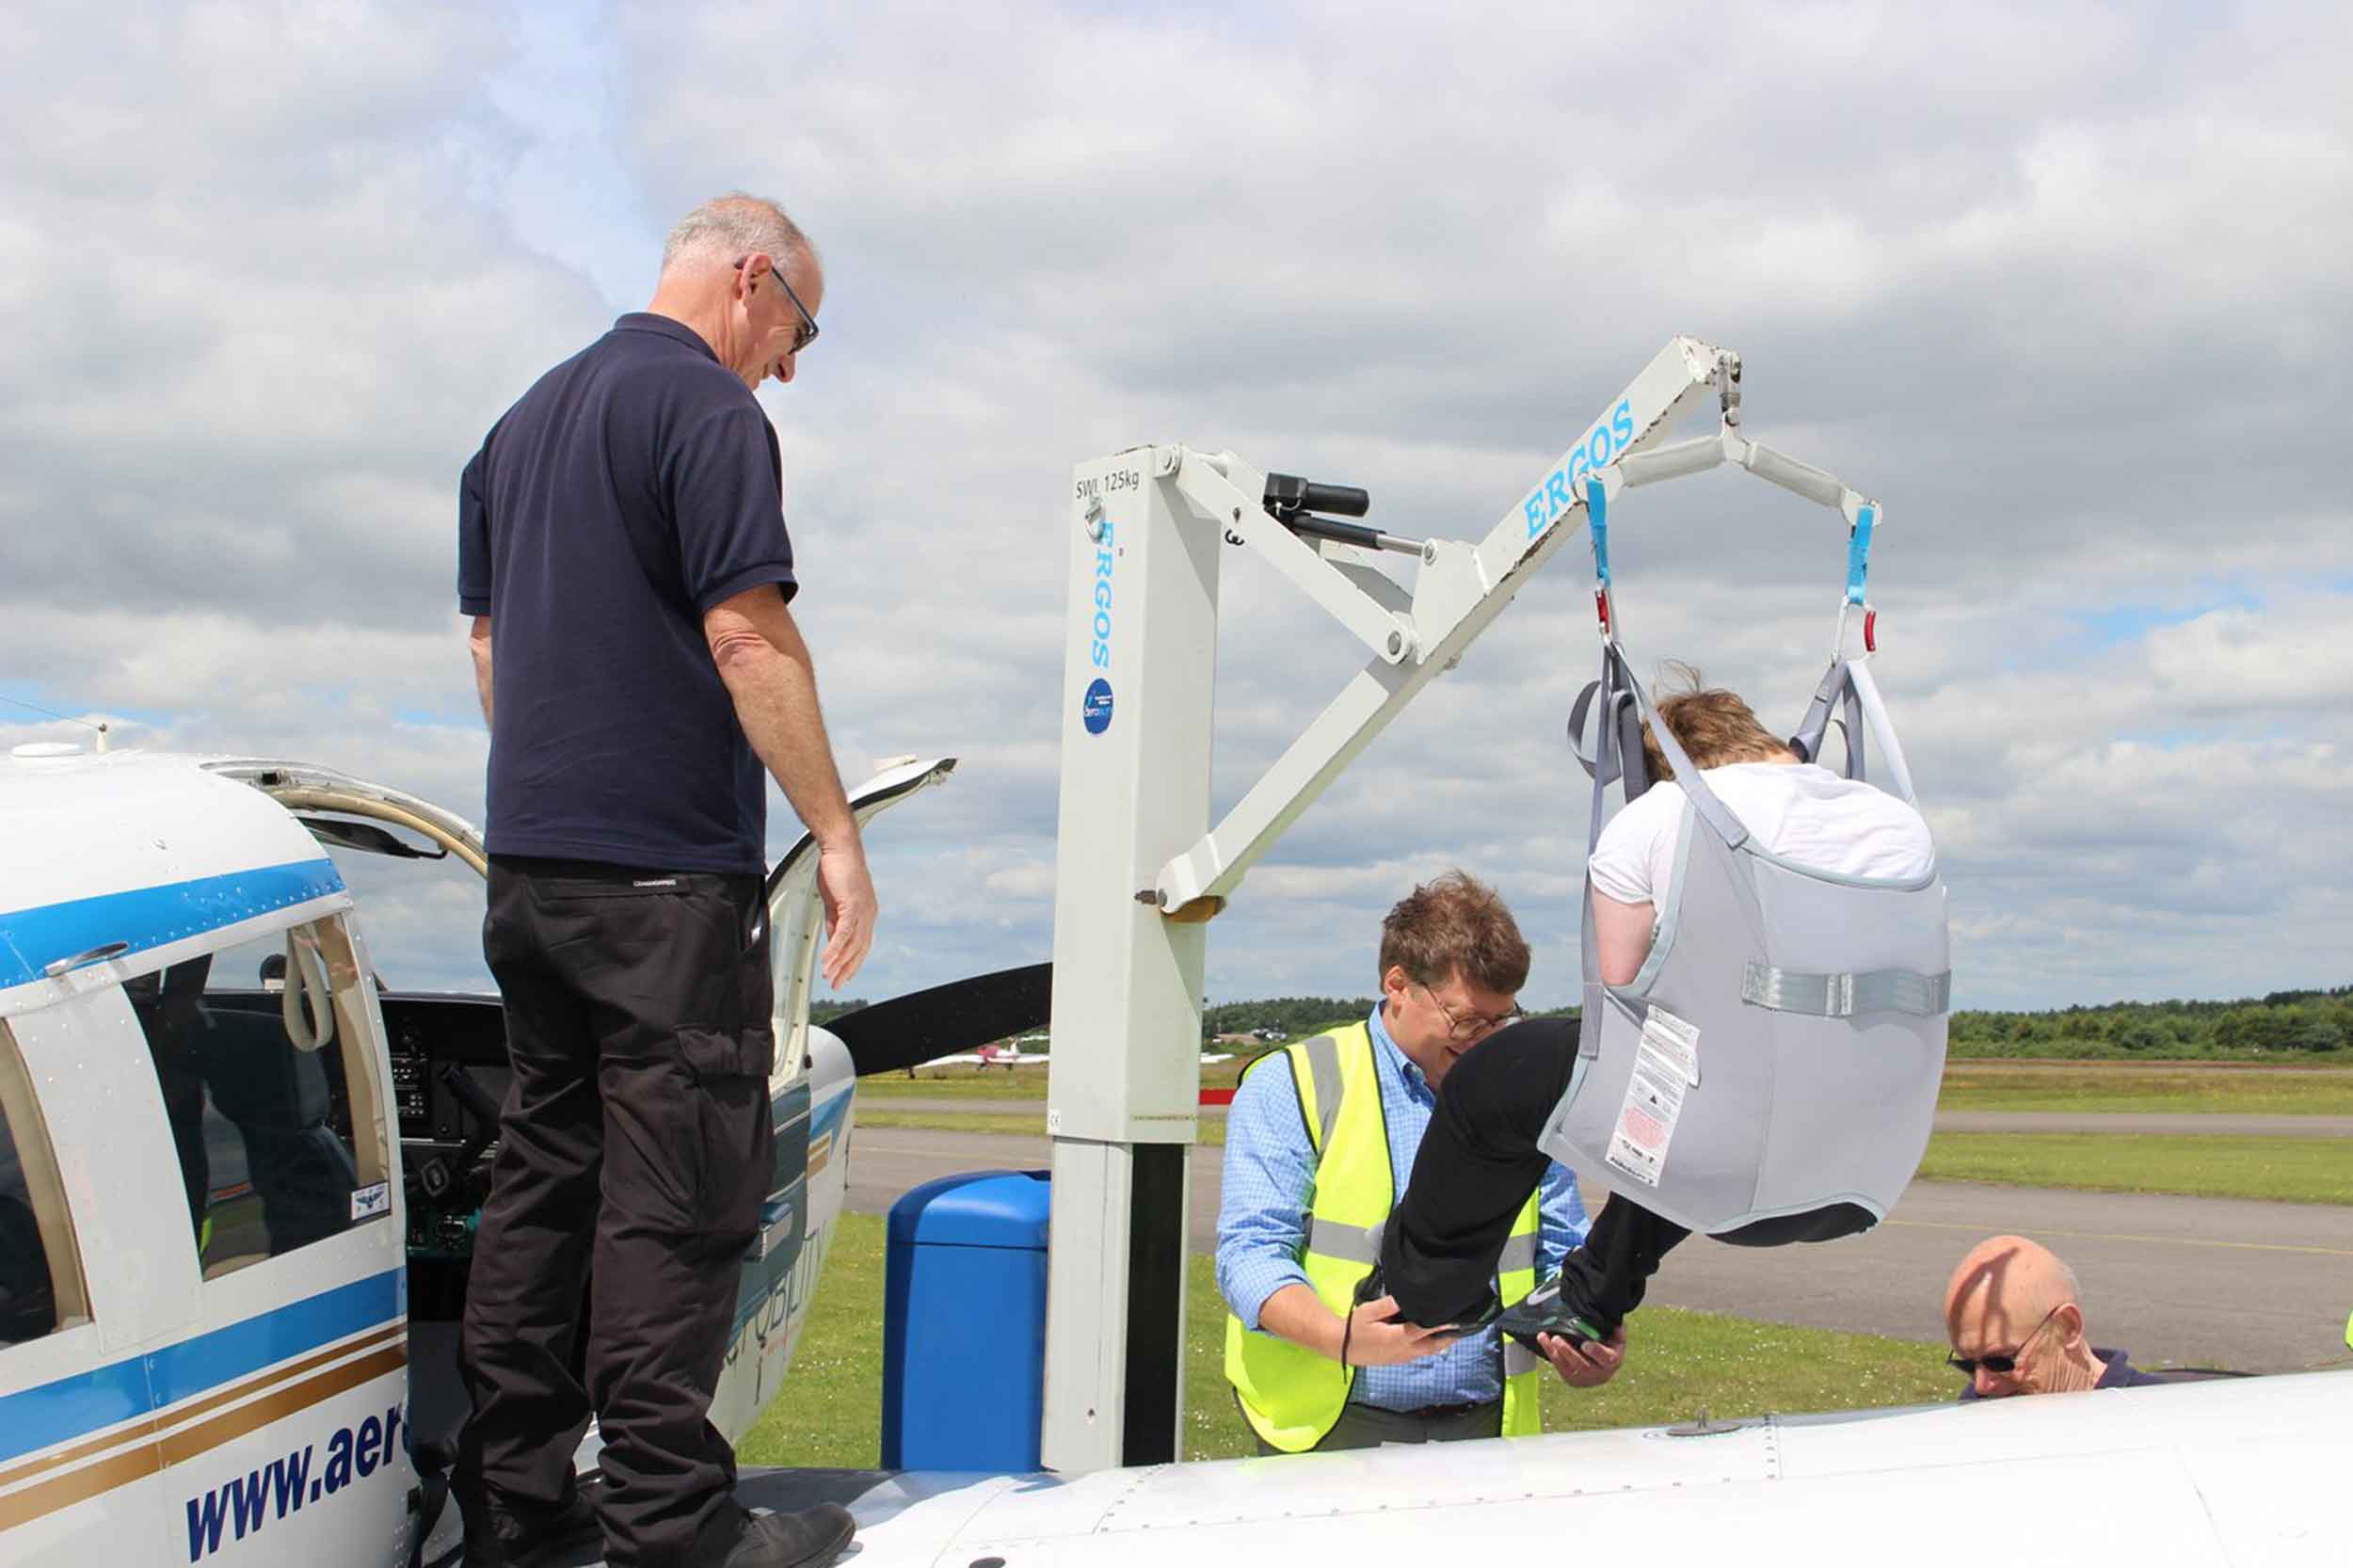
left=457, top=1483, right=601, bottom=1568
left=1494, top=1271, right=1609, bottom=1353
left=692, top=1502, right=857, bottom=1568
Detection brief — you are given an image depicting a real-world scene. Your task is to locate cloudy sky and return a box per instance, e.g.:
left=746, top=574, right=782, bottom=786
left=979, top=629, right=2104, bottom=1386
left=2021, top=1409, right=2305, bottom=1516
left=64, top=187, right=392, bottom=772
left=5, top=0, right=2347, bottom=1012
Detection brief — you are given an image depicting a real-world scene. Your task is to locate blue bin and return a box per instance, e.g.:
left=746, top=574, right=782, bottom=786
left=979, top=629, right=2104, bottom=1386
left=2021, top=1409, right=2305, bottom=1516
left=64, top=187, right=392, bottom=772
left=881, top=1169, right=1050, bottom=1471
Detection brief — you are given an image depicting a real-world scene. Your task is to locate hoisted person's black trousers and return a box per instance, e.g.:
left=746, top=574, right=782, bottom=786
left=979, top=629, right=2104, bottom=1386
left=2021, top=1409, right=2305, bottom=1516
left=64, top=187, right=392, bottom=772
left=1381, top=1018, right=1689, bottom=1334
left=459, top=857, right=775, bottom=1566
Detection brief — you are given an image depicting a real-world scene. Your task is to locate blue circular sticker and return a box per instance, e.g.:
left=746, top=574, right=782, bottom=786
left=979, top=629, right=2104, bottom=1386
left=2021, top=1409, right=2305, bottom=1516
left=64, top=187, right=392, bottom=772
left=1081, top=677, right=1114, bottom=735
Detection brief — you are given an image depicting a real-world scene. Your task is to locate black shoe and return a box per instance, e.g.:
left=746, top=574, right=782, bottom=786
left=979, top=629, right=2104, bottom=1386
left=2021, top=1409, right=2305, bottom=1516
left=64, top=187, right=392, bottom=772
left=1495, top=1271, right=1609, bottom=1353
left=692, top=1502, right=857, bottom=1568
left=457, top=1483, right=601, bottom=1568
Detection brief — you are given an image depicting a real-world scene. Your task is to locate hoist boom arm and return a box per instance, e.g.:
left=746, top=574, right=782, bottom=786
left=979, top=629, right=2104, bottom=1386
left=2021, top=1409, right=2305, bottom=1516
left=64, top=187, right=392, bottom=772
left=1150, top=336, right=1731, bottom=915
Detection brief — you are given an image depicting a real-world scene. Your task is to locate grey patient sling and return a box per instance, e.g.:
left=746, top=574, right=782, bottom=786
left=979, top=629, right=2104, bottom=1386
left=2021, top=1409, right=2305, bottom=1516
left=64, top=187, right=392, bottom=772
left=1538, top=641, right=1950, bottom=1240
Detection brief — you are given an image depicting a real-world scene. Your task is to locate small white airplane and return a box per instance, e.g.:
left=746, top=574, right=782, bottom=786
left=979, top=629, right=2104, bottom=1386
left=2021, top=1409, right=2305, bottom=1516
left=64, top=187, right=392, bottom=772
left=918, top=1045, right=1235, bottom=1070
left=0, top=744, right=964, bottom=1566
left=923, top=1040, right=1048, bottom=1069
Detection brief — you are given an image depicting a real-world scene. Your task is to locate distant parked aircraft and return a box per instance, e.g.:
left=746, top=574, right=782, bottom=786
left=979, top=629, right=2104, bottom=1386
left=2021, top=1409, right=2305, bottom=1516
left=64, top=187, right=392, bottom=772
left=925, top=1041, right=1048, bottom=1070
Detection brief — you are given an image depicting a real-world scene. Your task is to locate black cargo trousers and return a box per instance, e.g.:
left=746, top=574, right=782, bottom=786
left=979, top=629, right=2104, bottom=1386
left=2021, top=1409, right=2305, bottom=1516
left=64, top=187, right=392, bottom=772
left=459, top=856, right=776, bottom=1567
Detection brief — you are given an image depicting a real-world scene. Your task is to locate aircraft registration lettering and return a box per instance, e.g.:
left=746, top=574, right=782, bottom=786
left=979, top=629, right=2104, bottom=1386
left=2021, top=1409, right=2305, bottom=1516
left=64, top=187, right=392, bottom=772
left=776, top=1217, right=828, bottom=1330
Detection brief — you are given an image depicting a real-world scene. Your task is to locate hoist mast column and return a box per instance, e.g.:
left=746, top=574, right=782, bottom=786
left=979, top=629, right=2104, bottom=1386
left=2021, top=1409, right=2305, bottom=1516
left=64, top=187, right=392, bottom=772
left=1040, top=446, right=1223, bottom=1473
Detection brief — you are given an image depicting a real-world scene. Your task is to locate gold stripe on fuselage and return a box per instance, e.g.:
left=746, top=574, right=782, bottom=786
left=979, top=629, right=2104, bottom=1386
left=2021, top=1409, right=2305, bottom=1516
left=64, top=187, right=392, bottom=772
left=0, top=1321, right=406, bottom=1496
left=0, top=1334, right=407, bottom=1533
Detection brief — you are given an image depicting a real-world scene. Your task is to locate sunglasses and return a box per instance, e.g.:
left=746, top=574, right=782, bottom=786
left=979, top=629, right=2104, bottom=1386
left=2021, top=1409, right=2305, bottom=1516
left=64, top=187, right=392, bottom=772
left=1947, top=1303, right=2062, bottom=1377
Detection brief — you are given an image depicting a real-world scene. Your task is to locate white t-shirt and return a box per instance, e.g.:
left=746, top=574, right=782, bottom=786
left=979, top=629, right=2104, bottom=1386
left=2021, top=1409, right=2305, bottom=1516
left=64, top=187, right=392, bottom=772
left=1588, top=761, right=1935, bottom=907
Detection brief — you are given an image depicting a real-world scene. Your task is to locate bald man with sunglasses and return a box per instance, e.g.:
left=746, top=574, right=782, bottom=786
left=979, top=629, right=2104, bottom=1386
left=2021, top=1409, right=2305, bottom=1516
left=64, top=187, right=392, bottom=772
left=1944, top=1235, right=2175, bottom=1400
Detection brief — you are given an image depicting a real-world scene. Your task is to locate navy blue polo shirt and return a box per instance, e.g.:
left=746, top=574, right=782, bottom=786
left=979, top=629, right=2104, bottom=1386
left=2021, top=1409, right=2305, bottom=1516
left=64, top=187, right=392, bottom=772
left=457, top=312, right=796, bottom=874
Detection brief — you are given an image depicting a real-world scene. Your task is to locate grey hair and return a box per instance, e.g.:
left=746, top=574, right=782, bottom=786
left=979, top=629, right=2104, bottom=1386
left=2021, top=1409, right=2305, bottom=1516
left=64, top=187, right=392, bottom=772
left=661, top=193, right=816, bottom=275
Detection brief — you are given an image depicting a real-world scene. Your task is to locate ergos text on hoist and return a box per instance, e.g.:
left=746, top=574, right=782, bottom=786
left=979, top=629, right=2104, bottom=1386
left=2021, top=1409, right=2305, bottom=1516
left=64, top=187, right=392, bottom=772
left=1526, top=398, right=1637, bottom=538
left=1090, top=517, right=1117, bottom=669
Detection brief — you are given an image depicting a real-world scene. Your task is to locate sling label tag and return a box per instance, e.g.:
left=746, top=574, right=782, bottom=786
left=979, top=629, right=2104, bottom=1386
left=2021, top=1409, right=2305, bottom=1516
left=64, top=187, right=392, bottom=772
left=1606, top=1008, right=1698, bottom=1187
left=1640, top=1005, right=1701, bottom=1086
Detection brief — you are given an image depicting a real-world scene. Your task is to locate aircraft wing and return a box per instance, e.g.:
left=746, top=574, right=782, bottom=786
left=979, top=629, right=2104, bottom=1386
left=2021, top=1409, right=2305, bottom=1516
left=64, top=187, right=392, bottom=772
left=720, top=1369, right=2349, bottom=1566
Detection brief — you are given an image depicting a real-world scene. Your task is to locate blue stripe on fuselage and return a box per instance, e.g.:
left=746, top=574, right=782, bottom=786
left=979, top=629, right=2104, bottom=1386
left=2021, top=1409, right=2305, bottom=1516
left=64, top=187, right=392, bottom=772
left=0, top=859, right=347, bottom=988
left=809, top=1084, right=852, bottom=1145
left=0, top=1269, right=403, bottom=1466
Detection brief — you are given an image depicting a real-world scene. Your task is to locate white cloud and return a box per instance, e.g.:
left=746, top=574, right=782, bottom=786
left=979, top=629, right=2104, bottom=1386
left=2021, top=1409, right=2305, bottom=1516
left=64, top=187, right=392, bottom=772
left=4, top=0, right=2349, bottom=1015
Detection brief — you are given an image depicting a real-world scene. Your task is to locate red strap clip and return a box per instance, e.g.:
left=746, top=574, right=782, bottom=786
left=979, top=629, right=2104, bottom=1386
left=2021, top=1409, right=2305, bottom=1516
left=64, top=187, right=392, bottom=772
left=1593, top=585, right=1611, bottom=634
left=1863, top=607, right=1879, bottom=653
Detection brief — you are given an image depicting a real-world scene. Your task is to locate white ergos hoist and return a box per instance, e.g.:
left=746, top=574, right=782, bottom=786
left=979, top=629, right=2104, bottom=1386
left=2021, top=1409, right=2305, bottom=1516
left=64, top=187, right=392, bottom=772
left=1040, top=337, right=1948, bottom=1473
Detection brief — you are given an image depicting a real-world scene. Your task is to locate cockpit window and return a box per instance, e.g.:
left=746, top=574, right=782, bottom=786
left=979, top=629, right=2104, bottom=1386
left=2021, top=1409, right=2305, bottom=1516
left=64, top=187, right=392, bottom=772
left=0, top=1021, right=84, bottom=1348
left=125, top=916, right=392, bottom=1282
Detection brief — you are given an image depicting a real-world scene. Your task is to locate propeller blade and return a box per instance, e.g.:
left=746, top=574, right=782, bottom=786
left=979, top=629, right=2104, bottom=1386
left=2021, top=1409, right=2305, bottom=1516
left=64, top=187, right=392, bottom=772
left=822, top=962, right=1052, bottom=1077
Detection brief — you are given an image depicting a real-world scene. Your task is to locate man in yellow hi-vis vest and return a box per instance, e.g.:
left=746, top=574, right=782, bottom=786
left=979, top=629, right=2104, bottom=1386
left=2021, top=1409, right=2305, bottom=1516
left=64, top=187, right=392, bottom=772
left=1218, top=872, right=1625, bottom=1454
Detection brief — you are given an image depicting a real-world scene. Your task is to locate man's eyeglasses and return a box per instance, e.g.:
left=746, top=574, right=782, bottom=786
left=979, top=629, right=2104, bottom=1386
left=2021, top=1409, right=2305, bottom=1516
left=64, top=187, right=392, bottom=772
left=1947, top=1303, right=2063, bottom=1377
left=1417, top=983, right=1525, bottom=1042
left=740, top=256, right=820, bottom=354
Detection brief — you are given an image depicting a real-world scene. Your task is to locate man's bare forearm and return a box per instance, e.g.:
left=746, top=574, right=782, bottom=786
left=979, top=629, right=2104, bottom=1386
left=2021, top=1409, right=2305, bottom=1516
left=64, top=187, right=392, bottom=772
left=1255, top=1283, right=1342, bottom=1360
left=706, top=590, right=858, bottom=847
left=469, top=616, right=494, bottom=726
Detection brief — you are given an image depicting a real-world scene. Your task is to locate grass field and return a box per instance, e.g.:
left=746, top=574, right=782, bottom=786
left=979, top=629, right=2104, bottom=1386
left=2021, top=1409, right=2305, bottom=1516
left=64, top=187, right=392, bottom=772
left=1935, top=1063, right=2353, bottom=1115
left=860, top=1059, right=2353, bottom=1115
left=851, top=1110, right=2352, bottom=1206
left=1915, top=1132, right=2351, bottom=1206
left=856, top=1108, right=1219, bottom=1141
left=736, top=1211, right=1957, bottom=1471
left=856, top=1071, right=1064, bottom=1099
left=857, top=1055, right=1258, bottom=1098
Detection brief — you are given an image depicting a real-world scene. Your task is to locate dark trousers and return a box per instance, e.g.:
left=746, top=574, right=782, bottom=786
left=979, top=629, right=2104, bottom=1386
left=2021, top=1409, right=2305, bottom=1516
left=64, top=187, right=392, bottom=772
left=1251, top=1398, right=1502, bottom=1455
left=1380, top=1018, right=1689, bottom=1333
left=459, top=857, right=776, bottom=1568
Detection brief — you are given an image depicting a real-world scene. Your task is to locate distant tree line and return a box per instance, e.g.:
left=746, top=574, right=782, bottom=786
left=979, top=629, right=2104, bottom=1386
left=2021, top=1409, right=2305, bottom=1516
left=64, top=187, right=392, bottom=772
left=813, top=984, right=2350, bottom=1061
left=1947, top=984, right=2352, bottom=1059
left=1202, top=987, right=2351, bottom=1062
left=1201, top=996, right=1581, bottom=1048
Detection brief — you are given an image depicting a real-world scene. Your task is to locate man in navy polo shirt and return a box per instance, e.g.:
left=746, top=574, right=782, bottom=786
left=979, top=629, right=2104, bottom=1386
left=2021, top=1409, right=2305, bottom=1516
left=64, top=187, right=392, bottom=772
left=455, top=193, right=872, bottom=1568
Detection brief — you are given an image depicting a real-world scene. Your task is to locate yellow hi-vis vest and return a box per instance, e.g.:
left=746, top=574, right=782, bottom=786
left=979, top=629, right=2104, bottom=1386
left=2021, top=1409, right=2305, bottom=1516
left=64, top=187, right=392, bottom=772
left=1223, top=1021, right=1545, bottom=1452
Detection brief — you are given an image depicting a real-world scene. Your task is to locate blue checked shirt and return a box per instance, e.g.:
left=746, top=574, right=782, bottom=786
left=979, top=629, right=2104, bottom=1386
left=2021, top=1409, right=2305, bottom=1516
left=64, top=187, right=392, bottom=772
left=1216, top=1005, right=1589, bottom=1412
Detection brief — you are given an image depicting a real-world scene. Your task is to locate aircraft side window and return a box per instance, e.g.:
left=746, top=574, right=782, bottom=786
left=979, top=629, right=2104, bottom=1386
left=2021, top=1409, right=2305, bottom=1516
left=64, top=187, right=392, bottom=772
left=0, top=1021, right=88, bottom=1348
left=127, top=917, right=392, bottom=1283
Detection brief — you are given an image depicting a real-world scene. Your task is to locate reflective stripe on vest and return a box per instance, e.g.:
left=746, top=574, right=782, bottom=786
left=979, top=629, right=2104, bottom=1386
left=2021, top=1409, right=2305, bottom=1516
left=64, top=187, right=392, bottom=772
left=1224, top=1022, right=1546, bottom=1451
